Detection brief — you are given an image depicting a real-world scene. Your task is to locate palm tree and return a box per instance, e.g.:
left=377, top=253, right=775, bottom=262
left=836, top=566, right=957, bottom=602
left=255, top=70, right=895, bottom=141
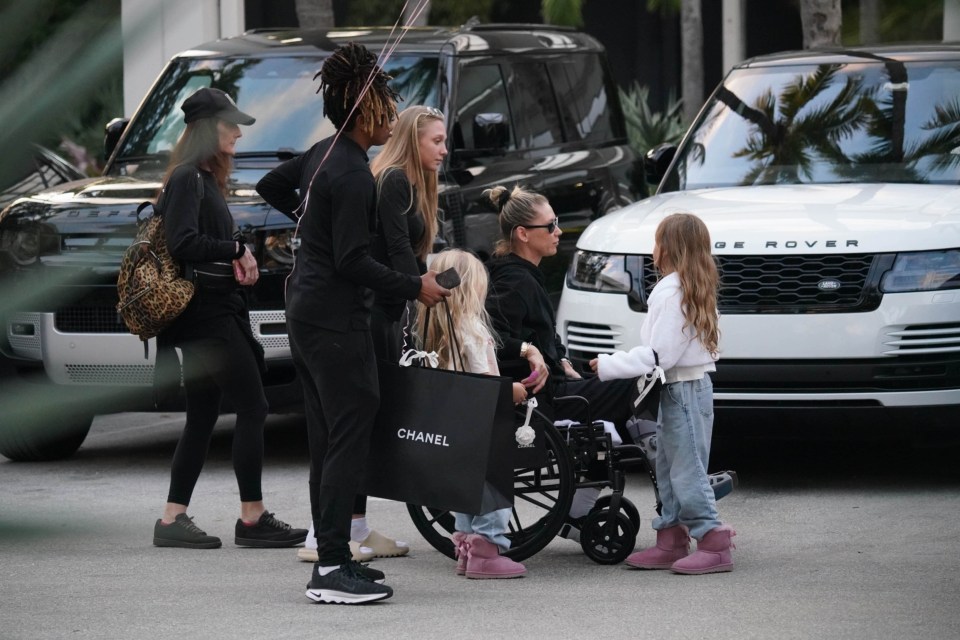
left=720, top=64, right=872, bottom=185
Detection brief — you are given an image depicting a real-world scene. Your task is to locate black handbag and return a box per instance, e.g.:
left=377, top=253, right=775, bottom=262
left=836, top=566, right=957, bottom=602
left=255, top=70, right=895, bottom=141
left=363, top=303, right=517, bottom=514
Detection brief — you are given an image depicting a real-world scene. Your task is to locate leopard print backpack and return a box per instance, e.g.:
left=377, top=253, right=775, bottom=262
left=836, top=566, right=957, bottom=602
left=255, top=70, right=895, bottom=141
left=116, top=200, right=194, bottom=353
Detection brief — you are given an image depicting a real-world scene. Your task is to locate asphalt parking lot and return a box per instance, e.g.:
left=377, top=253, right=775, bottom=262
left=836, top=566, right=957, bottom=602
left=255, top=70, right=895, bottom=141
left=3, top=412, right=959, bottom=640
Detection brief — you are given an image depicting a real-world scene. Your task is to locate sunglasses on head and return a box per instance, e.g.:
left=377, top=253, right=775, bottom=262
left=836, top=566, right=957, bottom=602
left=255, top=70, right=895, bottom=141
left=418, top=106, right=444, bottom=119
left=518, top=219, right=559, bottom=234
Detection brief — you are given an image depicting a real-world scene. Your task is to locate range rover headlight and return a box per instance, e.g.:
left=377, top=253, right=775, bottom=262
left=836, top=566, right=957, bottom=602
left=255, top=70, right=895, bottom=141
left=0, top=228, right=41, bottom=265
left=260, top=229, right=299, bottom=268
left=566, top=250, right=631, bottom=293
left=880, top=249, right=960, bottom=293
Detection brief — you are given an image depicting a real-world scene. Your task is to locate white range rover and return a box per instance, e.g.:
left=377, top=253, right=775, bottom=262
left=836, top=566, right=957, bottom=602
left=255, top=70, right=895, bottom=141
left=557, top=45, right=960, bottom=431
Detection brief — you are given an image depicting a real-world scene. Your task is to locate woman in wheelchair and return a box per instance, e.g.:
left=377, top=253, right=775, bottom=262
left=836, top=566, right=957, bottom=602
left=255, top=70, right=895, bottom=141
left=483, top=185, right=645, bottom=537
left=414, top=249, right=535, bottom=579
left=593, top=213, right=736, bottom=574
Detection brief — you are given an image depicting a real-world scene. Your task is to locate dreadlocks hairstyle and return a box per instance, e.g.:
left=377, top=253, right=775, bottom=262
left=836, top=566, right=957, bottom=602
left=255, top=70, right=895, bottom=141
left=370, top=106, right=445, bottom=260
left=654, top=212, right=721, bottom=356
left=316, top=42, right=400, bottom=135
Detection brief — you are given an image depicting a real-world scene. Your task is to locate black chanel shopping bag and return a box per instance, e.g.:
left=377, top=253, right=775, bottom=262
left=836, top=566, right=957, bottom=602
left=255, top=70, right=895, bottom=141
left=364, top=359, right=517, bottom=514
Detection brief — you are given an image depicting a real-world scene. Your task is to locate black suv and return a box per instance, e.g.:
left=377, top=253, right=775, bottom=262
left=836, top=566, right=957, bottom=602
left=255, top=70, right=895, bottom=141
left=0, top=24, right=638, bottom=460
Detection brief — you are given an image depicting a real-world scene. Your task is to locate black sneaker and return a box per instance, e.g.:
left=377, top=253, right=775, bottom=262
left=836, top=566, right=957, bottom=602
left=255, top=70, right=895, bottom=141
left=305, top=562, right=393, bottom=604
left=353, top=561, right=386, bottom=584
left=235, top=511, right=308, bottom=548
left=153, top=514, right=222, bottom=549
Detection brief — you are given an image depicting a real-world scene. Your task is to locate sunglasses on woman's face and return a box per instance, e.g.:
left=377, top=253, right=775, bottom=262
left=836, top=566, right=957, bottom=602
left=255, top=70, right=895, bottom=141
left=519, top=219, right=559, bottom=234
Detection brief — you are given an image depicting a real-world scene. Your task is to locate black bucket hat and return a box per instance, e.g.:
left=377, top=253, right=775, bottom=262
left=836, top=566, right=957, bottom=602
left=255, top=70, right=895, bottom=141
left=181, top=87, right=256, bottom=125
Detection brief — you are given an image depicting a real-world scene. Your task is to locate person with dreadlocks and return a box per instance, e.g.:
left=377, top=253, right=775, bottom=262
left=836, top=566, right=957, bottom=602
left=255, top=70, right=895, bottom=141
left=256, top=42, right=449, bottom=605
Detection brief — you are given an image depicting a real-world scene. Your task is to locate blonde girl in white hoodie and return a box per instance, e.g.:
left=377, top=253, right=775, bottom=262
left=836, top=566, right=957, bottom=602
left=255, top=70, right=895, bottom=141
left=592, top=212, right=736, bottom=574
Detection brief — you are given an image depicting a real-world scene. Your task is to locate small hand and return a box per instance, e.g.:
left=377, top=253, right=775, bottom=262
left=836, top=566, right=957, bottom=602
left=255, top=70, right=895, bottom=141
left=511, top=382, right=528, bottom=405
left=561, top=359, right=582, bottom=380
left=589, top=357, right=599, bottom=373
left=233, top=250, right=259, bottom=286
left=523, top=345, right=549, bottom=394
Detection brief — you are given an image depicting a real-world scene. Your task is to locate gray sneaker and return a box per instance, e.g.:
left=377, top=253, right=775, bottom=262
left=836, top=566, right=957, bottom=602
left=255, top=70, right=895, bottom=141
left=153, top=514, right=222, bottom=549
left=305, top=562, right=392, bottom=604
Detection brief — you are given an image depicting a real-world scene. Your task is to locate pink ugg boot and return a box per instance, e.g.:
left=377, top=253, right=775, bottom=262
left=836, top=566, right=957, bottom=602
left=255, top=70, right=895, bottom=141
left=464, top=534, right=526, bottom=579
left=452, top=531, right=469, bottom=576
left=670, top=525, right=736, bottom=574
left=624, top=525, right=690, bottom=569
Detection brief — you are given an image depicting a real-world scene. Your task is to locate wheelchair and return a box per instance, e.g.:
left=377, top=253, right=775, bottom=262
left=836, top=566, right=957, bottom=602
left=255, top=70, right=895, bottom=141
left=407, top=395, right=737, bottom=565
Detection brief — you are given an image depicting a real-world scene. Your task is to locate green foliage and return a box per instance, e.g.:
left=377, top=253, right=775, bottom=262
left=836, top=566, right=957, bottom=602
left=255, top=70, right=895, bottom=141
left=542, top=0, right=583, bottom=27
left=0, top=0, right=122, bottom=177
left=619, top=82, right=686, bottom=158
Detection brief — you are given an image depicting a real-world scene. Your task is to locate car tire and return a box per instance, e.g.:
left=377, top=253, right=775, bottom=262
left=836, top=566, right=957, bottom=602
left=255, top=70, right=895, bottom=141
left=0, top=413, right=93, bottom=461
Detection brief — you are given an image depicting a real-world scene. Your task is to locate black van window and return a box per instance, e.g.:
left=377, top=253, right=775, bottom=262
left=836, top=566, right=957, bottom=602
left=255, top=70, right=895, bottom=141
left=548, top=55, right=615, bottom=143
left=454, top=63, right=514, bottom=151
left=503, top=62, right=565, bottom=149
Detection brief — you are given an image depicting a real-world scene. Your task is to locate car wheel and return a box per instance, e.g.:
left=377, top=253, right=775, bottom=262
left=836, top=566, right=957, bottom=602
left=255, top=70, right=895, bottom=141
left=0, top=409, right=93, bottom=461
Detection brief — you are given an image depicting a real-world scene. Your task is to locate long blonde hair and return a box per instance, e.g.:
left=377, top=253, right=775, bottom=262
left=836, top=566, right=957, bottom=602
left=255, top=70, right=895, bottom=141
left=485, top=184, right=549, bottom=257
left=414, top=249, right=496, bottom=370
left=655, top=213, right=720, bottom=355
left=371, top=105, right=443, bottom=260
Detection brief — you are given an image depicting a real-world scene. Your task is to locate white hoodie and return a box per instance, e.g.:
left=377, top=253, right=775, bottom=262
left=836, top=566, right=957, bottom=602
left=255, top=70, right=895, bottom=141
left=597, top=272, right=717, bottom=384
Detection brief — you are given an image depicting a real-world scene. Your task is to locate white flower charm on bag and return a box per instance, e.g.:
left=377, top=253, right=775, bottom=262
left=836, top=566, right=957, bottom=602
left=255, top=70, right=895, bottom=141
left=515, top=398, right=537, bottom=447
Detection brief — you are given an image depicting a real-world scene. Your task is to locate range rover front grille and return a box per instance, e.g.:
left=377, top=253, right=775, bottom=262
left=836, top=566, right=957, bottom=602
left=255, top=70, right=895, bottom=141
left=55, top=305, right=126, bottom=333
left=641, top=254, right=883, bottom=313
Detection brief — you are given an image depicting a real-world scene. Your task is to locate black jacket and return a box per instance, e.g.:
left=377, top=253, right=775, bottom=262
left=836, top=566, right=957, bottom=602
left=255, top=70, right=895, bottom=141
left=256, top=135, right=421, bottom=332
left=370, top=168, right=426, bottom=321
left=486, top=253, right=567, bottom=377
left=160, top=164, right=247, bottom=346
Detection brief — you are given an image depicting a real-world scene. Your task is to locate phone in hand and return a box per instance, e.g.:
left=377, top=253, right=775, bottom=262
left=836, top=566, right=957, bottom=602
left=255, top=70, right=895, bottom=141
left=436, top=267, right=461, bottom=289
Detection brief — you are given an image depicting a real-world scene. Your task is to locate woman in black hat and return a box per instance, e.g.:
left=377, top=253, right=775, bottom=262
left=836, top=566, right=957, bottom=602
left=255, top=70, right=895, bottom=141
left=152, top=87, right=307, bottom=550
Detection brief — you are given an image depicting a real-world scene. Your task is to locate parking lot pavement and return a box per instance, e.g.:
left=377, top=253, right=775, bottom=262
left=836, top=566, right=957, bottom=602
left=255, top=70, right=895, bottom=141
left=2, top=412, right=960, bottom=640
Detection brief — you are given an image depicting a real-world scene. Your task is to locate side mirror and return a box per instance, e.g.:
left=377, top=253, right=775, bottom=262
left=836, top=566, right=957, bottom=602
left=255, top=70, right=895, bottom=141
left=644, top=143, right=677, bottom=186
left=472, top=113, right=509, bottom=152
left=104, top=117, right=129, bottom=161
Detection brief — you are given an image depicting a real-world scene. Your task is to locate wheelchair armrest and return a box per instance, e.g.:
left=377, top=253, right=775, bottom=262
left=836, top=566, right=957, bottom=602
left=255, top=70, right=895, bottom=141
left=553, top=394, right=591, bottom=424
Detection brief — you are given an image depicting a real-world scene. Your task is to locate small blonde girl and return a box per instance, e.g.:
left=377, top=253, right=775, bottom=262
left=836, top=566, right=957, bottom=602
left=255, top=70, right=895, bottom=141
left=593, top=212, right=736, bottom=574
left=415, top=249, right=527, bottom=579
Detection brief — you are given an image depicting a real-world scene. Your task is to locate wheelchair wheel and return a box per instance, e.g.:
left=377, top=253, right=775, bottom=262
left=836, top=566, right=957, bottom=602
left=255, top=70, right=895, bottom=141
left=580, top=509, right=636, bottom=565
left=593, top=495, right=641, bottom=534
left=407, top=410, right=574, bottom=562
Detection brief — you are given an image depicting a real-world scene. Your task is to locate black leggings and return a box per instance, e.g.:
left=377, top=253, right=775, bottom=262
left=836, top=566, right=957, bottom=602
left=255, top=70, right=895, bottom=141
left=166, top=321, right=269, bottom=505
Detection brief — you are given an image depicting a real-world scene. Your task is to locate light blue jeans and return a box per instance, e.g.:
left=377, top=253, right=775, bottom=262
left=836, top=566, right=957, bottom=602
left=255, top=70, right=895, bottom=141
left=454, top=508, right=512, bottom=551
left=651, top=375, right=721, bottom=541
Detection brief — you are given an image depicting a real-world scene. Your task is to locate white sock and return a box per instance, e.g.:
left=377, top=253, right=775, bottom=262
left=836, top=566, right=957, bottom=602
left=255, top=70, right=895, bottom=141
left=317, top=564, right=341, bottom=576
left=305, top=524, right=317, bottom=550
left=569, top=487, right=601, bottom=519
left=351, top=517, right=371, bottom=543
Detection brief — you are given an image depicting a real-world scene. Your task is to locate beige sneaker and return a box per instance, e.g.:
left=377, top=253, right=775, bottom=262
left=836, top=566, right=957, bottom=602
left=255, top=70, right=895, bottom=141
left=359, top=530, right=410, bottom=558
left=296, top=541, right=375, bottom=563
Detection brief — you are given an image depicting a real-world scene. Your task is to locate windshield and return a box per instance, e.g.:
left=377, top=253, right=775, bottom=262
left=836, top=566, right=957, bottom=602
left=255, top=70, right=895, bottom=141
left=664, top=58, right=960, bottom=191
left=112, top=53, right=439, bottom=173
